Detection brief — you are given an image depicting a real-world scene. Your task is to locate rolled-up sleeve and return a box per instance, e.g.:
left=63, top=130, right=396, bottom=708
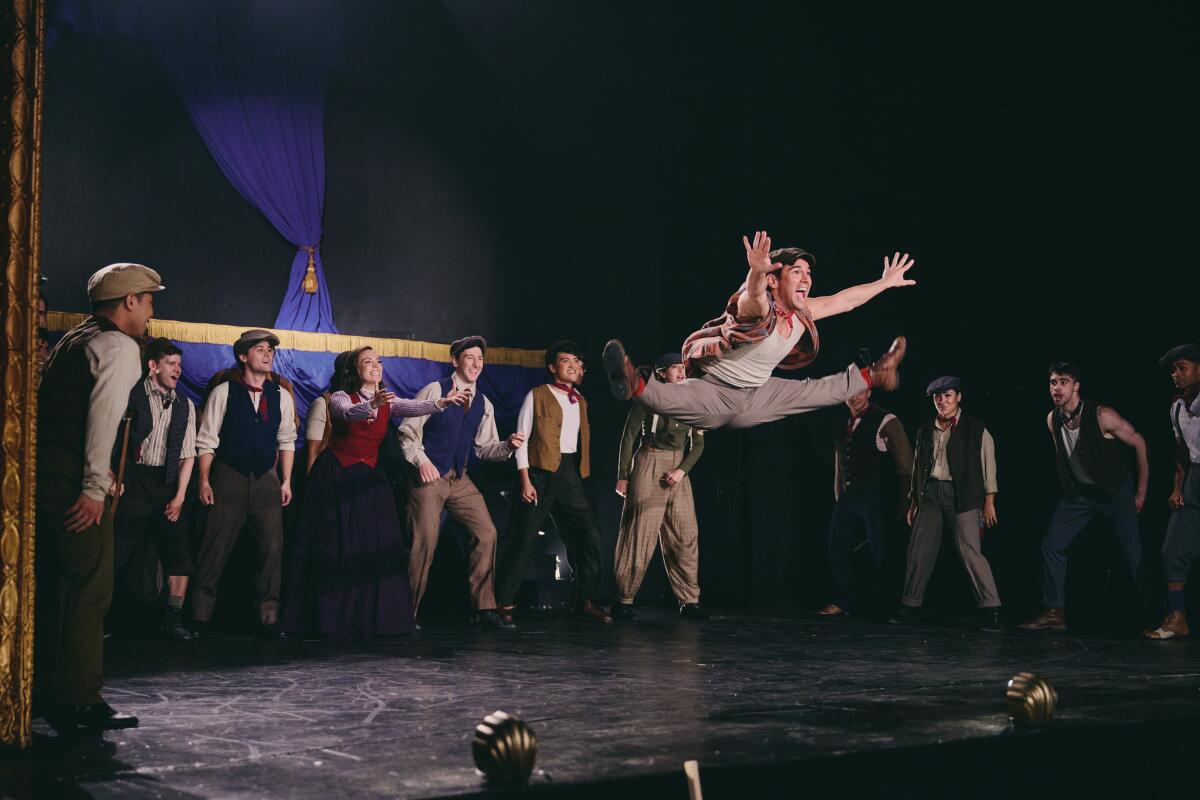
left=277, top=388, right=297, bottom=450
left=82, top=332, right=142, bottom=500
left=474, top=397, right=513, bottom=462
left=196, top=382, right=228, bottom=456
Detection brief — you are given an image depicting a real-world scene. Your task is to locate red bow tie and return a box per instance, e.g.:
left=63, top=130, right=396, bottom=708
left=552, top=382, right=581, bottom=404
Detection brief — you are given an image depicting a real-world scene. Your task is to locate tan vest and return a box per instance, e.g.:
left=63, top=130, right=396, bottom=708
left=528, top=384, right=591, bottom=478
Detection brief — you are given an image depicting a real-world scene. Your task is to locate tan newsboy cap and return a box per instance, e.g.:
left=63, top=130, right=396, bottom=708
left=87, top=263, right=165, bottom=302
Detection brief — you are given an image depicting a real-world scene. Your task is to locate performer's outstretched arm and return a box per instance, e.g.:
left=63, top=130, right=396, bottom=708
left=735, top=231, right=777, bottom=322
left=1098, top=405, right=1149, bottom=512
left=807, top=252, right=916, bottom=321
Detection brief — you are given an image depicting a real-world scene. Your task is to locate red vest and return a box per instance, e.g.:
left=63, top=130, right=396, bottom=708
left=329, top=393, right=391, bottom=468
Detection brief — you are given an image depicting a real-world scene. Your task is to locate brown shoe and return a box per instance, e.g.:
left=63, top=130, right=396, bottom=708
left=817, top=603, right=847, bottom=617
left=577, top=599, right=613, bottom=624
left=867, top=336, right=907, bottom=391
left=1019, top=608, right=1067, bottom=631
left=602, top=339, right=644, bottom=402
left=1144, top=610, right=1190, bottom=640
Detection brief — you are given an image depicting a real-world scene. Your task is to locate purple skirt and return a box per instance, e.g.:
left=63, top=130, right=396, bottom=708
left=282, top=450, right=415, bottom=637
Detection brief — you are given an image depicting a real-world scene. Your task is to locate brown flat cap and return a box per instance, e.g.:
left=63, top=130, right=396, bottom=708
left=233, top=328, right=281, bottom=356
left=87, top=263, right=165, bottom=301
left=450, top=335, right=487, bottom=358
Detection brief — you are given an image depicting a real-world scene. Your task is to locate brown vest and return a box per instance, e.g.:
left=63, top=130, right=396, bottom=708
left=528, top=384, right=591, bottom=478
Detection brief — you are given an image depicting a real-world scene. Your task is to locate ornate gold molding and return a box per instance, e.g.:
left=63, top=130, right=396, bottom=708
left=0, top=0, right=43, bottom=750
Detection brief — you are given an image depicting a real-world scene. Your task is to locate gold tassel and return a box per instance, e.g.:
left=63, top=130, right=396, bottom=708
left=302, top=245, right=318, bottom=294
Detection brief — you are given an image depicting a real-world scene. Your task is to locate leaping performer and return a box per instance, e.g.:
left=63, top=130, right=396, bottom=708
left=603, top=231, right=913, bottom=429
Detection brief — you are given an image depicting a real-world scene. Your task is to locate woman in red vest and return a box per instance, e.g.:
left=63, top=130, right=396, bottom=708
left=282, top=346, right=466, bottom=637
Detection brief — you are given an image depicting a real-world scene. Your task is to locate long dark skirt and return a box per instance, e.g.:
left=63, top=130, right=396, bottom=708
left=282, top=451, right=415, bottom=637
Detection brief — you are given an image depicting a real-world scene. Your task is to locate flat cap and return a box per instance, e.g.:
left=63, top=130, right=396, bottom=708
left=1159, top=343, right=1200, bottom=368
left=655, top=352, right=683, bottom=371
left=926, top=375, right=962, bottom=395
left=87, top=263, right=164, bottom=301
left=450, top=335, right=487, bottom=359
left=233, top=328, right=280, bottom=356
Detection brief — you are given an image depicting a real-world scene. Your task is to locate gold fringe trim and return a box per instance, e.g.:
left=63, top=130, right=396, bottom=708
left=46, top=312, right=546, bottom=368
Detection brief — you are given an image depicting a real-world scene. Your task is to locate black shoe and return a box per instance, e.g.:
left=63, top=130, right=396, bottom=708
left=979, top=607, right=1004, bottom=633
left=678, top=603, right=709, bottom=620
left=189, top=619, right=209, bottom=638
left=45, top=701, right=139, bottom=732
left=258, top=622, right=286, bottom=639
left=163, top=606, right=192, bottom=641
left=613, top=602, right=636, bottom=621
left=476, top=609, right=516, bottom=630
left=888, top=606, right=921, bottom=625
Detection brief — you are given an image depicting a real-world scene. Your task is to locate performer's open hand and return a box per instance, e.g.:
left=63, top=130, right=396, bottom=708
left=65, top=493, right=105, bottom=533
left=615, top=479, right=628, bottom=498
left=743, top=230, right=777, bottom=274
left=982, top=499, right=998, bottom=529
left=418, top=461, right=441, bottom=484
left=906, top=503, right=917, bottom=527
left=438, top=388, right=469, bottom=409
left=371, top=388, right=396, bottom=409
left=165, top=495, right=184, bottom=523
left=198, top=480, right=215, bottom=506
left=880, top=252, right=917, bottom=289
left=661, top=469, right=685, bottom=488
left=1169, top=488, right=1184, bottom=510
left=506, top=432, right=526, bottom=451
left=1135, top=487, right=1147, bottom=513
left=281, top=479, right=293, bottom=508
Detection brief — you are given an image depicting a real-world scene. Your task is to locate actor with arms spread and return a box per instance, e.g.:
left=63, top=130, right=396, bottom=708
left=111, top=337, right=199, bottom=641
left=1021, top=362, right=1148, bottom=632
left=496, top=340, right=611, bottom=623
left=613, top=353, right=708, bottom=621
left=819, top=386, right=913, bottom=617
left=35, top=263, right=161, bottom=731
left=399, top=335, right=525, bottom=630
left=603, top=231, right=911, bottom=428
left=1145, top=343, right=1200, bottom=640
left=191, top=329, right=297, bottom=637
left=893, top=376, right=1004, bottom=631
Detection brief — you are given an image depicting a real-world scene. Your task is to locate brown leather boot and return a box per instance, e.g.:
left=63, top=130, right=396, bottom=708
left=817, top=603, right=847, bottom=617
left=577, top=599, right=613, bottom=624
left=867, top=336, right=907, bottom=391
left=1019, top=607, right=1067, bottom=631
left=1144, top=610, right=1190, bottom=640
left=602, top=339, right=644, bottom=401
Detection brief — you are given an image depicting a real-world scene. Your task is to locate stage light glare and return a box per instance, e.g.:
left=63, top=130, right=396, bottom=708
left=472, top=710, right=538, bottom=786
left=1005, top=672, right=1057, bottom=727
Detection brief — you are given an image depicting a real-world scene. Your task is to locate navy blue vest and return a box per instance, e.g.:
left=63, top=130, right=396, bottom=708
left=112, top=383, right=193, bottom=486
left=420, top=377, right=486, bottom=476
left=217, top=380, right=283, bottom=477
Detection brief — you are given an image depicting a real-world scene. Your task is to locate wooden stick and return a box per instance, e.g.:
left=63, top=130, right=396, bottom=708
left=684, top=760, right=703, bottom=800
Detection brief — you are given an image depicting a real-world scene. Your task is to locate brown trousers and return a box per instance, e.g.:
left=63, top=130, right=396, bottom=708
left=190, top=461, right=284, bottom=625
left=613, top=447, right=701, bottom=605
left=407, top=471, right=497, bottom=611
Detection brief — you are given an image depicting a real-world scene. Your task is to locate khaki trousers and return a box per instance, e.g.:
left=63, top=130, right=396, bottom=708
left=407, top=471, right=497, bottom=610
left=614, top=447, right=701, bottom=605
left=902, top=480, right=1001, bottom=609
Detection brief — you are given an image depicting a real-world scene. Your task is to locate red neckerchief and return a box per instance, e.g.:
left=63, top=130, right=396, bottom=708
left=935, top=412, right=958, bottom=432
left=845, top=412, right=861, bottom=442
left=234, top=374, right=270, bottom=423
left=552, top=382, right=581, bottom=404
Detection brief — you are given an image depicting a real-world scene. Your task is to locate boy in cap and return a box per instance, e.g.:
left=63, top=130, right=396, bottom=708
left=399, top=335, right=526, bottom=629
left=1020, top=362, right=1149, bottom=632
left=36, top=262, right=162, bottom=731
left=892, top=376, right=1004, bottom=631
left=111, top=337, right=199, bottom=641
left=612, top=352, right=708, bottom=620
left=191, top=329, right=298, bottom=636
left=1145, top=343, right=1200, bottom=639
left=602, top=231, right=911, bottom=430
left=496, top=340, right=611, bottom=623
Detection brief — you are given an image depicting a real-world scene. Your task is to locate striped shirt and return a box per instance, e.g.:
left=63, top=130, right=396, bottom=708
left=136, top=378, right=197, bottom=466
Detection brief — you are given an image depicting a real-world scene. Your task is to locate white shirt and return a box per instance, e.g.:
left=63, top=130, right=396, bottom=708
left=81, top=330, right=143, bottom=500
left=399, top=377, right=514, bottom=467
left=514, top=385, right=579, bottom=470
left=305, top=394, right=329, bottom=442
left=1172, top=394, right=1200, bottom=463
left=196, top=379, right=298, bottom=456
left=702, top=319, right=803, bottom=389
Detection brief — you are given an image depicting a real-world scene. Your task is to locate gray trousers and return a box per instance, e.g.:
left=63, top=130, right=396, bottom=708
left=1163, top=465, right=1200, bottom=584
left=902, top=480, right=1001, bottom=609
left=638, top=364, right=868, bottom=430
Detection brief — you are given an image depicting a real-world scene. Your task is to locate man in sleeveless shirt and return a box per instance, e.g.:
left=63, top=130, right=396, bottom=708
left=399, top=335, right=526, bottom=630
left=36, top=263, right=161, bottom=731
left=892, top=376, right=1004, bottom=631
left=602, top=231, right=912, bottom=428
left=496, top=340, right=611, bottom=623
left=1145, top=343, right=1200, bottom=640
left=192, top=329, right=298, bottom=637
left=1020, top=362, right=1149, bottom=632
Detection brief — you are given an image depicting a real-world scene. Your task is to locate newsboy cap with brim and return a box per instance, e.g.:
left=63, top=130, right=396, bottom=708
left=926, top=375, right=962, bottom=395
left=450, top=335, right=488, bottom=358
left=87, top=263, right=164, bottom=302
left=233, top=328, right=281, bottom=356
left=1159, top=343, right=1200, bottom=368
left=655, top=352, right=684, bottom=371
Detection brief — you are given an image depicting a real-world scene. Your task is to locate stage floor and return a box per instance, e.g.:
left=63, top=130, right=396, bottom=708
left=6, top=608, right=1200, bottom=799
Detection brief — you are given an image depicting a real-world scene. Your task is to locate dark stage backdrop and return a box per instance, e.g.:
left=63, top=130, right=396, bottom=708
left=41, top=2, right=1198, bottom=616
